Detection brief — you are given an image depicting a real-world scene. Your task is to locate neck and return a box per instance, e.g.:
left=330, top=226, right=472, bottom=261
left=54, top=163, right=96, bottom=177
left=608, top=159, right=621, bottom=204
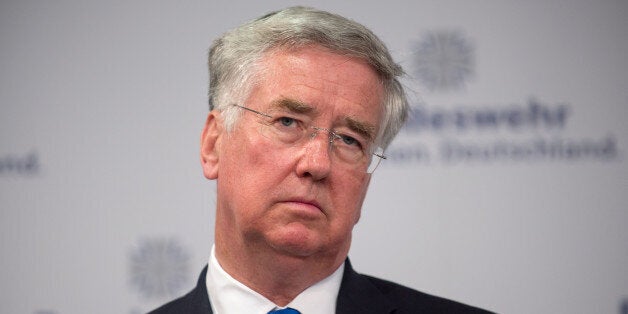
left=214, top=227, right=346, bottom=306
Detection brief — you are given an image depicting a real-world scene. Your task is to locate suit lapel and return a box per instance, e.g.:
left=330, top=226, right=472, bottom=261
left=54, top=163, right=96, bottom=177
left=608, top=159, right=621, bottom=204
left=187, top=266, right=214, bottom=314
left=335, top=259, right=395, bottom=314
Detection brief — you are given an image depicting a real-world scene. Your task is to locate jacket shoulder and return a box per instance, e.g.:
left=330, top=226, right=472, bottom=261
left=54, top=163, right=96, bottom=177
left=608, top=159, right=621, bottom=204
left=148, top=267, right=212, bottom=314
left=148, top=289, right=203, bottom=313
left=362, top=274, right=494, bottom=314
left=339, top=259, right=495, bottom=314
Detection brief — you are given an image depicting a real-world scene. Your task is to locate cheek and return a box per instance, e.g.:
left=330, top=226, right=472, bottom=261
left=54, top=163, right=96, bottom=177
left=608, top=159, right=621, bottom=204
left=221, top=132, right=290, bottom=194
left=224, top=131, right=266, bottom=167
left=217, top=136, right=278, bottom=223
left=332, top=174, right=370, bottom=225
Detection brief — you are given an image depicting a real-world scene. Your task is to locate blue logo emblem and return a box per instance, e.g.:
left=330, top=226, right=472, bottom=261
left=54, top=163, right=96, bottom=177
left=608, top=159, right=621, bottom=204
left=129, top=237, right=191, bottom=299
left=413, top=30, right=474, bottom=92
left=0, top=151, right=40, bottom=176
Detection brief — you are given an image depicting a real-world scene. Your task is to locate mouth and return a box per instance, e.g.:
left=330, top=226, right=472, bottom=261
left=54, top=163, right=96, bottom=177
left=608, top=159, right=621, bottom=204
left=281, top=198, right=325, bottom=217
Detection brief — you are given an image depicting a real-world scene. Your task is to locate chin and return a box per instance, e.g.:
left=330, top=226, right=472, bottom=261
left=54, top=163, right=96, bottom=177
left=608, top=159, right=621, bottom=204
left=268, top=227, right=324, bottom=258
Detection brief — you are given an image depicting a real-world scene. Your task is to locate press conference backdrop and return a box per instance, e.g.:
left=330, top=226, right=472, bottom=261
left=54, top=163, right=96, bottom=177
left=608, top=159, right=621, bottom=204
left=1, top=1, right=626, bottom=313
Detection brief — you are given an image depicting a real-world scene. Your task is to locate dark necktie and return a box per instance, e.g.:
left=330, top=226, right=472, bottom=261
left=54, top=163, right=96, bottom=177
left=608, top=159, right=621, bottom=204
left=267, top=308, right=301, bottom=314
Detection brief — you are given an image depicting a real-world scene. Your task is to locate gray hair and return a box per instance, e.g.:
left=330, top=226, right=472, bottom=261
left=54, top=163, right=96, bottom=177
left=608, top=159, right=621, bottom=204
left=208, top=6, right=408, bottom=149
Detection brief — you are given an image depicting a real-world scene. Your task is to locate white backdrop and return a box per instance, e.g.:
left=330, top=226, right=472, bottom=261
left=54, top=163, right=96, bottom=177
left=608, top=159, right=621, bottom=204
left=1, top=1, right=627, bottom=313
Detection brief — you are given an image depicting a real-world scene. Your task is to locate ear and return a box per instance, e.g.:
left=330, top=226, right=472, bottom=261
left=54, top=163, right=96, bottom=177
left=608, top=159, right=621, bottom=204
left=200, top=111, right=222, bottom=179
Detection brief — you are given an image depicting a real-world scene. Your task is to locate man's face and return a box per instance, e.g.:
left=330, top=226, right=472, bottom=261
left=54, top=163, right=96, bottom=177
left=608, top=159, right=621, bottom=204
left=203, top=46, right=384, bottom=263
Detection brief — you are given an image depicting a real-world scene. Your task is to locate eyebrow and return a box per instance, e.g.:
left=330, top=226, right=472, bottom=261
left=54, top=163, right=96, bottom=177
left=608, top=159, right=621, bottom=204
left=345, top=117, right=376, bottom=142
left=269, top=97, right=376, bottom=141
left=269, top=98, right=315, bottom=115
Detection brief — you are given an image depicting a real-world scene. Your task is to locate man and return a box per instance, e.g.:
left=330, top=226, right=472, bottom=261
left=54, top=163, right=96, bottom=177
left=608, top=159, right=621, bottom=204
left=151, top=6, right=493, bottom=314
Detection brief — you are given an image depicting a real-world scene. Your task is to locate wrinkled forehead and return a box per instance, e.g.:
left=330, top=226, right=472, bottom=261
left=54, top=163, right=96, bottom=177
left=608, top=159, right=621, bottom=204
left=251, top=46, right=385, bottom=137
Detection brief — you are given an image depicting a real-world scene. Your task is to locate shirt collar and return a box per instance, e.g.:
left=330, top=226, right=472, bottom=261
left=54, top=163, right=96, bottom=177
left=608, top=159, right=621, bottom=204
left=206, top=245, right=344, bottom=314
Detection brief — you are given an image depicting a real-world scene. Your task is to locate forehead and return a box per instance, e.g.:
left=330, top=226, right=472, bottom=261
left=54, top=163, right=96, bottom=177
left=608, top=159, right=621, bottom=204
left=249, top=46, right=385, bottom=127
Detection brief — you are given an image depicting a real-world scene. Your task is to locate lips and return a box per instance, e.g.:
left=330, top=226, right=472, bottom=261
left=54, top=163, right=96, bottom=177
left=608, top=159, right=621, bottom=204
left=281, top=198, right=325, bottom=217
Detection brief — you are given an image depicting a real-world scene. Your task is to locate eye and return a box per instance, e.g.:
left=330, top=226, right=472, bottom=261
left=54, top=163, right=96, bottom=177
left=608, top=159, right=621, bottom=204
left=337, top=133, right=363, bottom=149
left=278, top=116, right=296, bottom=127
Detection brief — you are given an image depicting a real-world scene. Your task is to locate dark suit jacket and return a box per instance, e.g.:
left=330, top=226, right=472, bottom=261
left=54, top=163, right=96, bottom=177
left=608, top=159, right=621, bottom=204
left=149, top=259, right=494, bottom=313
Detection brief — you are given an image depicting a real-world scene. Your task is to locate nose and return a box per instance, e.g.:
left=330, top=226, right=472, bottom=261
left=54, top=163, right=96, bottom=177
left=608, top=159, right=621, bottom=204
left=295, top=129, right=333, bottom=180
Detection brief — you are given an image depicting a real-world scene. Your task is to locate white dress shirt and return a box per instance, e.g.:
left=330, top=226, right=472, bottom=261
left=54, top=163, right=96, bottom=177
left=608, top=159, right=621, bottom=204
left=206, top=245, right=344, bottom=314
